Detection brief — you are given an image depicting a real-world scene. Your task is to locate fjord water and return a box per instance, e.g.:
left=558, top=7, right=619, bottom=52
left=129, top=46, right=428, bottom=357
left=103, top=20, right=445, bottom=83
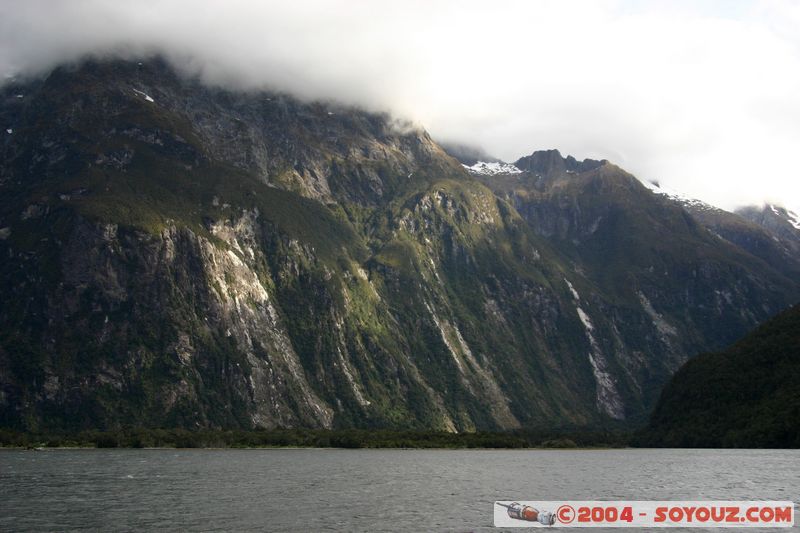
left=1, top=449, right=797, bottom=532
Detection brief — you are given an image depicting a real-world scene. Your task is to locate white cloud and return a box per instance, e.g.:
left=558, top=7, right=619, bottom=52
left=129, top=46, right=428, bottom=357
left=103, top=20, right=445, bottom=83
left=1, top=0, right=798, bottom=213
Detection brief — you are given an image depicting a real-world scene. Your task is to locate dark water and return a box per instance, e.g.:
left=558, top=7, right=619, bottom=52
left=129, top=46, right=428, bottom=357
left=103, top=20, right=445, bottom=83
left=1, top=448, right=797, bottom=532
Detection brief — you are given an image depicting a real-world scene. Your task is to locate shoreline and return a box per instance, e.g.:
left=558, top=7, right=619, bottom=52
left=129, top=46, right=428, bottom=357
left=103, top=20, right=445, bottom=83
left=0, top=427, right=632, bottom=450
left=0, top=444, right=631, bottom=451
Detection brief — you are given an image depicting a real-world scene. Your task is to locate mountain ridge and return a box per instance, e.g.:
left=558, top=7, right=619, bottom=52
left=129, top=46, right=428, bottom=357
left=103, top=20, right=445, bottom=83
left=1, top=58, right=798, bottom=433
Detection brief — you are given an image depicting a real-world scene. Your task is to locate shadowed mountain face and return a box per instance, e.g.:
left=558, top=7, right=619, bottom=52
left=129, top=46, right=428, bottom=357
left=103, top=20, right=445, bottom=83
left=734, top=204, right=800, bottom=260
left=637, top=304, right=800, bottom=448
left=1, top=59, right=798, bottom=432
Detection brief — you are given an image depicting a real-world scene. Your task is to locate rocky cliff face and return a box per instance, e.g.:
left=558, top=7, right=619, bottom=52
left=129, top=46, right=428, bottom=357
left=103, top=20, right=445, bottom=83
left=1, top=59, right=798, bottom=432
left=470, top=154, right=800, bottom=420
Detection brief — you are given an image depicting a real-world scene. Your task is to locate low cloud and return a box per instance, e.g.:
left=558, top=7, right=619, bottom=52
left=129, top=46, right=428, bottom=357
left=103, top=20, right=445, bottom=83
left=1, top=0, right=799, bottom=212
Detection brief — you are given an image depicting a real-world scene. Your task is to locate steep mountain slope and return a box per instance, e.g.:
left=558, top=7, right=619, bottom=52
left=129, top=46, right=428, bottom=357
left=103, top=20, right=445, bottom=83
left=469, top=150, right=800, bottom=416
left=1, top=59, right=798, bottom=432
left=457, top=150, right=800, bottom=282
left=637, top=304, right=800, bottom=448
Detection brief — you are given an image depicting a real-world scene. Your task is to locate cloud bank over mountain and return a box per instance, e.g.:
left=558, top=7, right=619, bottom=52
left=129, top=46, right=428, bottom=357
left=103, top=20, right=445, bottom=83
left=2, top=0, right=799, bottom=212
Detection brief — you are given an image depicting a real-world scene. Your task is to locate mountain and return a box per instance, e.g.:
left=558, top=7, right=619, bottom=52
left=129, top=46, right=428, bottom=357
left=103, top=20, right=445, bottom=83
left=670, top=201, right=800, bottom=283
left=437, top=142, right=501, bottom=167
left=636, top=304, right=800, bottom=448
left=738, top=204, right=800, bottom=234
left=1, top=58, right=798, bottom=433
left=465, top=151, right=800, bottom=417
left=735, top=204, right=800, bottom=258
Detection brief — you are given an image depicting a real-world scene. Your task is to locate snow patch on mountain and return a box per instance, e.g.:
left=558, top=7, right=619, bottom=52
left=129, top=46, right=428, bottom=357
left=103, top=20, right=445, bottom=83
left=770, top=204, right=800, bottom=230
left=132, top=88, right=155, bottom=103
left=640, top=179, right=718, bottom=211
left=462, top=161, right=522, bottom=176
left=787, top=210, right=800, bottom=230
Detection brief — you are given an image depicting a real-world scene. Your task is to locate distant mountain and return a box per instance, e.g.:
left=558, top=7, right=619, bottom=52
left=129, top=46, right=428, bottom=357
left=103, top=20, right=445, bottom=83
left=439, top=145, right=525, bottom=176
left=739, top=203, right=800, bottom=232
left=1, top=59, right=798, bottom=433
left=471, top=150, right=800, bottom=419
left=736, top=204, right=800, bottom=258
left=514, top=149, right=607, bottom=180
left=685, top=207, right=800, bottom=282
left=636, top=304, right=800, bottom=448
left=438, top=142, right=501, bottom=166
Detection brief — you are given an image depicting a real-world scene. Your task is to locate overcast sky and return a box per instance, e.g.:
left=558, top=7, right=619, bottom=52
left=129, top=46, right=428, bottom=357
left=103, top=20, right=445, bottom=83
left=1, top=0, right=799, bottom=213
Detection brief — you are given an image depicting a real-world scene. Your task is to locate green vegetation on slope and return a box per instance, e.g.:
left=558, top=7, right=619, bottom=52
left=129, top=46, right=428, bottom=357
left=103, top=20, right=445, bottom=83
left=635, top=304, right=800, bottom=448
left=2, top=59, right=799, bottom=435
left=0, top=427, right=631, bottom=449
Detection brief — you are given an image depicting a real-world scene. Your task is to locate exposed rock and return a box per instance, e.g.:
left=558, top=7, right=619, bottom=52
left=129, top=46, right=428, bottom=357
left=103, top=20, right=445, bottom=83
left=0, top=58, right=798, bottom=433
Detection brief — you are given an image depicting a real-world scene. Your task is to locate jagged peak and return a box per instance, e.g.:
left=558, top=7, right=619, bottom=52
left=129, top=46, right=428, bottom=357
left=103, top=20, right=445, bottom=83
left=513, top=149, right=607, bottom=179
